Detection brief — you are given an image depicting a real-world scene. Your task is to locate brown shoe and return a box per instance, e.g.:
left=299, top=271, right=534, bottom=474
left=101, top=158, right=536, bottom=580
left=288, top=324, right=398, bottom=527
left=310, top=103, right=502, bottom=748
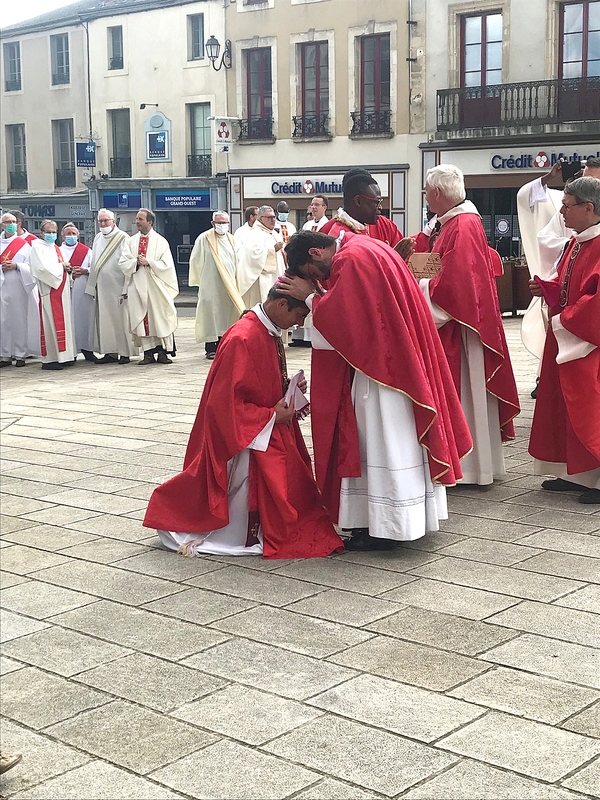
left=0, top=751, right=22, bottom=774
left=156, top=351, right=172, bottom=364
left=138, top=356, right=156, bottom=365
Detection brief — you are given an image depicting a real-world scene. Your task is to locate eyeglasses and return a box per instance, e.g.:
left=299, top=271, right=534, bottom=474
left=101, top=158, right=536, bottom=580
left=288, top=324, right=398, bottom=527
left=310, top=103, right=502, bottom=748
left=560, top=201, right=588, bottom=210
left=261, top=215, right=276, bottom=220
left=356, top=194, right=383, bottom=207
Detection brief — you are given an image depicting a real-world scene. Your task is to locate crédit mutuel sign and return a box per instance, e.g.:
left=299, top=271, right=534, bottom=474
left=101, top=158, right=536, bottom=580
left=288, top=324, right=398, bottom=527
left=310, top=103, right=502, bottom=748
left=271, top=178, right=344, bottom=195
left=491, top=148, right=600, bottom=170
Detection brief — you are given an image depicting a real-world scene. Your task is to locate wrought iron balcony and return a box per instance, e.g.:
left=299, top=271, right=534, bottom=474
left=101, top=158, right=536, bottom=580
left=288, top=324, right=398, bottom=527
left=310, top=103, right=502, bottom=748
left=9, top=171, right=27, bottom=191
left=292, top=114, right=330, bottom=138
left=110, top=157, right=131, bottom=178
left=350, top=110, right=392, bottom=136
left=109, top=56, right=124, bottom=70
left=238, top=117, right=274, bottom=141
left=187, top=154, right=212, bottom=177
left=52, top=71, right=70, bottom=85
left=55, top=168, right=75, bottom=188
left=437, top=77, right=600, bottom=132
left=5, top=78, right=21, bottom=92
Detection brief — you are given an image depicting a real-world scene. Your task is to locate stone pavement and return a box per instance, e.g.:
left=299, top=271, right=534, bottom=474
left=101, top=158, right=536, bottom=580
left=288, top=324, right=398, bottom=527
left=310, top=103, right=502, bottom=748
left=0, top=316, right=598, bottom=800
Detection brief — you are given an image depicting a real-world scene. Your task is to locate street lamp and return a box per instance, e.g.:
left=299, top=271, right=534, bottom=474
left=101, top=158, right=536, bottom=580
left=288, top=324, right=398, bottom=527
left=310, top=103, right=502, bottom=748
left=205, top=35, right=232, bottom=71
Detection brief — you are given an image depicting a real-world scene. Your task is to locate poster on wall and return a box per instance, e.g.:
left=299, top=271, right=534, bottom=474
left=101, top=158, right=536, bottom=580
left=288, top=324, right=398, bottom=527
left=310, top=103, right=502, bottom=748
left=147, top=131, right=169, bottom=160
left=213, top=118, right=233, bottom=152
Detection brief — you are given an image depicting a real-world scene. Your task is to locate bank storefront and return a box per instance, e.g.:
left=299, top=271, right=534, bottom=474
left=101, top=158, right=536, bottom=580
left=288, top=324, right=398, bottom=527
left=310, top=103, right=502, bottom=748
left=227, top=165, right=410, bottom=235
left=87, top=178, right=227, bottom=286
left=421, top=142, right=600, bottom=258
left=0, top=192, right=95, bottom=244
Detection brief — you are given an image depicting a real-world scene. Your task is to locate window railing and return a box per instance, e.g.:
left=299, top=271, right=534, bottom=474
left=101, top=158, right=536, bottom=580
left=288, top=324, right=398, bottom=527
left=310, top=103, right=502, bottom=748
left=5, top=78, right=21, bottom=92
left=292, top=113, right=330, bottom=138
left=110, top=157, right=131, bottom=178
left=437, top=77, right=600, bottom=131
left=9, top=171, right=27, bottom=191
left=55, top=168, right=75, bottom=187
left=238, top=117, right=274, bottom=140
left=52, top=71, right=70, bottom=85
left=350, top=110, right=392, bottom=135
left=109, top=56, right=124, bottom=70
left=187, top=154, right=212, bottom=176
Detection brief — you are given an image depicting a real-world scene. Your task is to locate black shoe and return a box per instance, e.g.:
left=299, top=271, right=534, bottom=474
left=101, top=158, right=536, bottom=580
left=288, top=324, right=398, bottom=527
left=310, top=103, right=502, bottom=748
left=14, top=359, right=26, bottom=367
left=531, top=378, right=540, bottom=399
left=289, top=340, right=312, bottom=348
left=118, top=356, right=130, bottom=364
left=41, top=362, right=63, bottom=371
left=81, top=350, right=97, bottom=363
left=96, top=354, right=118, bottom=364
left=205, top=351, right=216, bottom=360
left=541, top=478, right=587, bottom=492
left=578, top=489, right=600, bottom=504
left=0, top=360, right=11, bottom=368
left=63, top=360, right=76, bottom=367
left=156, top=351, right=172, bottom=364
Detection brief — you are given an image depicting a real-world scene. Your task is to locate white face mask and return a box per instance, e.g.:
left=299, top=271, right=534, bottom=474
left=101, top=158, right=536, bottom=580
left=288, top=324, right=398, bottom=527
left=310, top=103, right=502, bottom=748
left=214, top=223, right=229, bottom=235
left=100, top=225, right=114, bottom=235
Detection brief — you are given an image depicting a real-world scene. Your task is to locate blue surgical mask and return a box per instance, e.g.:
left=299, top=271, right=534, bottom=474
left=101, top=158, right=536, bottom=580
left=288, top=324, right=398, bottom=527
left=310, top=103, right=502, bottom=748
left=64, top=235, right=78, bottom=246
left=44, top=233, right=57, bottom=244
left=4, top=223, right=17, bottom=236
left=278, top=212, right=289, bottom=222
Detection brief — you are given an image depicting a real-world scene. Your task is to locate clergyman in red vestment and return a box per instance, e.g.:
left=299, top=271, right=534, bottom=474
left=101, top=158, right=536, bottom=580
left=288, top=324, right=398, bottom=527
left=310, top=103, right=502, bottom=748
left=528, top=176, right=600, bottom=504
left=279, top=230, right=473, bottom=551
left=144, top=287, right=344, bottom=558
left=420, top=164, right=520, bottom=486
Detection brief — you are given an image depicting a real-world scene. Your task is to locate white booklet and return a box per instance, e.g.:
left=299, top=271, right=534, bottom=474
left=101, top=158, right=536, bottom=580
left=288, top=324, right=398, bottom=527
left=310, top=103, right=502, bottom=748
left=285, top=369, right=310, bottom=414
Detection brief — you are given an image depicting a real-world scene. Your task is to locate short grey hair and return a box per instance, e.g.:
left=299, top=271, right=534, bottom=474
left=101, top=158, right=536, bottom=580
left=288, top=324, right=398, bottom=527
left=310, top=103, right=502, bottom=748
left=258, top=205, right=274, bottom=217
left=425, top=164, right=466, bottom=205
left=97, top=208, right=115, bottom=220
left=565, top=176, right=600, bottom=215
left=212, top=210, right=229, bottom=222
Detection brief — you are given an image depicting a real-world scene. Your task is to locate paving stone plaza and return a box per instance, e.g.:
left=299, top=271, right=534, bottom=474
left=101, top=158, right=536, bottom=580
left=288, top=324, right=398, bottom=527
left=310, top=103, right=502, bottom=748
left=0, top=314, right=599, bottom=800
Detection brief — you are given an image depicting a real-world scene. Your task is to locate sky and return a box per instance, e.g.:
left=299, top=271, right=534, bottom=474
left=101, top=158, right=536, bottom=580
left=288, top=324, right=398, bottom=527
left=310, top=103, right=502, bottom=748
left=3, top=0, right=76, bottom=27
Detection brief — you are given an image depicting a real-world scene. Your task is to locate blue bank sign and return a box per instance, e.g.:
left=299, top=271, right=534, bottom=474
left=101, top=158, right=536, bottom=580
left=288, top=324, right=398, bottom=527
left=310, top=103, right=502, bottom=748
left=491, top=149, right=600, bottom=170
left=155, top=191, right=210, bottom=209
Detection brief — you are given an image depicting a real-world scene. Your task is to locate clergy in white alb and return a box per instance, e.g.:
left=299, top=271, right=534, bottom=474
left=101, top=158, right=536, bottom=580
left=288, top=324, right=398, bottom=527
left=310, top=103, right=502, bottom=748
left=189, top=212, right=245, bottom=358
left=517, top=158, right=600, bottom=360
left=86, top=209, right=138, bottom=363
left=60, top=223, right=95, bottom=361
left=233, top=206, right=258, bottom=252
left=0, top=213, right=40, bottom=368
left=29, top=220, right=76, bottom=370
left=119, top=209, right=179, bottom=364
left=237, top=206, right=286, bottom=307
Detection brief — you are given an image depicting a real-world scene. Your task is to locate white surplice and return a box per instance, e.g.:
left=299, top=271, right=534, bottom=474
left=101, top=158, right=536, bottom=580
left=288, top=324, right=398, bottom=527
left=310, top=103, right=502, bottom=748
left=189, top=229, right=245, bottom=344
left=237, top=221, right=285, bottom=307
left=61, top=243, right=95, bottom=354
left=517, top=178, right=571, bottom=359
left=310, top=304, right=447, bottom=542
left=158, top=304, right=279, bottom=557
left=86, top=228, right=138, bottom=357
left=420, top=281, right=505, bottom=485
left=0, top=234, right=40, bottom=359
left=29, top=240, right=75, bottom=364
left=119, top=230, right=179, bottom=352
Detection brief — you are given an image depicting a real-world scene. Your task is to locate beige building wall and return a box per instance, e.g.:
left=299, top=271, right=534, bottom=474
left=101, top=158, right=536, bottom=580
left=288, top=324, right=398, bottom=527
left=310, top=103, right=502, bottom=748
left=1, top=26, right=88, bottom=195
left=87, top=1, right=229, bottom=181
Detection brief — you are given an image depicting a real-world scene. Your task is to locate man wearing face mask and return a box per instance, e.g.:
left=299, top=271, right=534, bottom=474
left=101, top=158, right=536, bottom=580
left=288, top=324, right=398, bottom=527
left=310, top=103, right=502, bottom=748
left=237, top=205, right=286, bottom=307
left=60, top=223, right=96, bottom=363
left=0, top=212, right=40, bottom=368
left=86, top=209, right=137, bottom=365
left=275, top=201, right=296, bottom=245
left=119, top=208, right=179, bottom=365
left=189, top=211, right=245, bottom=360
left=29, top=219, right=76, bottom=370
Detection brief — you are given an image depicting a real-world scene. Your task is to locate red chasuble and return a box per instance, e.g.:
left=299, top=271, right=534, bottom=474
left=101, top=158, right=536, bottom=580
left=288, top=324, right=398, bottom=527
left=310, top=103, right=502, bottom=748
left=66, top=242, right=90, bottom=268
left=144, top=311, right=344, bottom=559
left=529, top=231, right=600, bottom=472
left=309, top=233, right=473, bottom=520
left=321, top=215, right=403, bottom=247
left=429, top=211, right=520, bottom=440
